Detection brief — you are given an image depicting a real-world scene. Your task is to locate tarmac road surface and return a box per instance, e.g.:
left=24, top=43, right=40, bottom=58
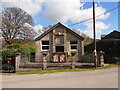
left=2, top=67, right=118, bottom=88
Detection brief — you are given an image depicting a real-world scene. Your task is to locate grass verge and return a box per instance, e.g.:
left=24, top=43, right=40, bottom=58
left=16, top=66, right=112, bottom=75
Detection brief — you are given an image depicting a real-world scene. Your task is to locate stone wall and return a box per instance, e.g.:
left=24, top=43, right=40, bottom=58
left=35, top=26, right=84, bottom=63
left=15, top=51, right=104, bottom=72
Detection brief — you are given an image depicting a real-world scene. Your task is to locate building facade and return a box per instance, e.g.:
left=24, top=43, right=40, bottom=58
left=35, top=22, right=84, bottom=63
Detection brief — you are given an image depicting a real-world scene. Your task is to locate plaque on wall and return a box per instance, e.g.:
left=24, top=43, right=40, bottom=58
left=55, top=38, right=61, bottom=44
left=55, top=35, right=64, bottom=44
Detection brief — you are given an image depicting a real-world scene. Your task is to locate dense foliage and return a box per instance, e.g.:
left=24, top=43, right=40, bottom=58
left=1, top=43, right=35, bottom=70
left=85, top=39, right=120, bottom=63
left=2, top=44, right=35, bottom=57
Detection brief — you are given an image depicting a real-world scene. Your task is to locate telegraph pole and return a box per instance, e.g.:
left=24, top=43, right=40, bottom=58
left=93, top=0, right=97, bottom=67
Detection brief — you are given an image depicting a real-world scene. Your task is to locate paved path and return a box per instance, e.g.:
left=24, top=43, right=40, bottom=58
left=2, top=67, right=118, bottom=88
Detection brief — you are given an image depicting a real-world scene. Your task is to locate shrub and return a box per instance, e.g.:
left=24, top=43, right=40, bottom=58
left=85, top=39, right=120, bottom=55
left=6, top=44, right=21, bottom=49
left=85, top=39, right=120, bottom=63
left=2, top=49, right=16, bottom=57
left=2, top=64, right=14, bottom=70
left=1, top=43, right=35, bottom=70
left=111, top=56, right=120, bottom=64
left=116, top=62, right=120, bottom=65
left=2, top=43, right=35, bottom=57
left=18, top=44, right=35, bottom=55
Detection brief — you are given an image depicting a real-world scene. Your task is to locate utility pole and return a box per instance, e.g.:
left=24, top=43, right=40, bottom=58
left=93, top=0, right=97, bottom=67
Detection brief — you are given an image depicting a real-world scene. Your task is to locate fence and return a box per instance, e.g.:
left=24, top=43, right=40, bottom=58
left=19, top=53, right=35, bottom=65
left=81, top=51, right=104, bottom=66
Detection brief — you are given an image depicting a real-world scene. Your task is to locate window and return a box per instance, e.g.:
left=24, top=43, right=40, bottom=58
left=41, top=41, right=49, bottom=51
left=70, top=41, right=78, bottom=50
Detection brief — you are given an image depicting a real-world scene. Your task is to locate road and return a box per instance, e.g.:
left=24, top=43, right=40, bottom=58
left=2, top=67, right=118, bottom=88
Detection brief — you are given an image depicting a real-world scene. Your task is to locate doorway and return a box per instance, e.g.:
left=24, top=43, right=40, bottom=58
left=56, top=46, right=64, bottom=52
left=53, top=46, right=66, bottom=63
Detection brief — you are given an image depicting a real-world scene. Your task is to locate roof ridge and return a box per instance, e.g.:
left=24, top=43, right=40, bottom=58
left=35, top=22, right=84, bottom=41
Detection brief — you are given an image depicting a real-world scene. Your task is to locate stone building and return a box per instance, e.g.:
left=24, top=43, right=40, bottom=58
left=35, top=22, right=84, bottom=63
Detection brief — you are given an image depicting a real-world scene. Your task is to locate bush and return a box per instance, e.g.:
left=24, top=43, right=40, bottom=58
left=1, top=43, right=35, bottom=70
left=111, top=57, right=120, bottom=64
left=85, top=39, right=120, bottom=55
left=2, top=49, right=16, bottom=57
left=116, top=62, right=120, bottom=65
left=6, top=44, right=21, bottom=49
left=2, top=43, right=35, bottom=57
left=2, top=64, right=14, bottom=70
left=18, top=44, right=35, bottom=55
left=85, top=39, right=120, bottom=63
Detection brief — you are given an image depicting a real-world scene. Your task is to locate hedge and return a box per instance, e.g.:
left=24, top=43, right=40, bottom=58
left=1, top=43, right=35, bottom=71
left=85, top=39, right=120, bottom=63
left=2, top=44, right=35, bottom=57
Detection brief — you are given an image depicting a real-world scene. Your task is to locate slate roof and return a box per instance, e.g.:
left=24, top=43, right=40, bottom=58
left=35, top=22, right=84, bottom=41
left=101, top=30, right=120, bottom=39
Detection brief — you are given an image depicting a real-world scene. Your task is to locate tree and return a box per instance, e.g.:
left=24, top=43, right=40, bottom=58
left=0, top=7, right=36, bottom=44
left=36, top=25, right=54, bottom=35
left=42, top=25, right=54, bottom=31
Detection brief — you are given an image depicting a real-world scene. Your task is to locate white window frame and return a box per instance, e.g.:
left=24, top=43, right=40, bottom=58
left=69, top=41, right=78, bottom=51
left=41, top=40, right=50, bottom=51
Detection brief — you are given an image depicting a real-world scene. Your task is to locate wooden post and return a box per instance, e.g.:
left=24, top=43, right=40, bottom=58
left=93, top=0, right=97, bottom=67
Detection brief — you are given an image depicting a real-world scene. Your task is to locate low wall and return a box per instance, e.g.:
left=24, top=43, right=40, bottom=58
left=15, top=51, right=104, bottom=72
left=81, top=51, right=104, bottom=66
left=18, top=63, right=74, bottom=71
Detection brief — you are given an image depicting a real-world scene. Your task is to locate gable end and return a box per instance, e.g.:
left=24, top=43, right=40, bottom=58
left=35, top=22, right=84, bottom=41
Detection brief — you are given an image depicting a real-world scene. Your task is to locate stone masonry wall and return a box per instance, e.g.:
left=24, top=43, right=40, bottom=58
left=35, top=26, right=84, bottom=63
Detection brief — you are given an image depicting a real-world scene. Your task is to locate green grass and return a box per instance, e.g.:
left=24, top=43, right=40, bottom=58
left=116, top=62, right=120, bottom=65
left=17, top=66, right=112, bottom=75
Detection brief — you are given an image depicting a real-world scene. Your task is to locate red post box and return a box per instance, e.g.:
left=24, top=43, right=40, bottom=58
left=7, top=58, right=12, bottom=64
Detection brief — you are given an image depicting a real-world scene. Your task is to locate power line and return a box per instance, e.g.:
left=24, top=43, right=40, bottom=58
left=68, top=5, right=120, bottom=27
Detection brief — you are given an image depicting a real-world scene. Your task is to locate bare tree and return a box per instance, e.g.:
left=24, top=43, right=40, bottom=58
left=0, top=7, right=36, bottom=44
left=42, top=25, right=54, bottom=31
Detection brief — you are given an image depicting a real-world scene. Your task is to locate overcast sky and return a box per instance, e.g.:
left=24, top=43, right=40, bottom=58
left=1, top=0, right=119, bottom=39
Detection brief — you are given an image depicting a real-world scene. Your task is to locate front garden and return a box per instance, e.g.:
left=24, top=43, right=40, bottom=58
left=1, top=42, right=35, bottom=72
